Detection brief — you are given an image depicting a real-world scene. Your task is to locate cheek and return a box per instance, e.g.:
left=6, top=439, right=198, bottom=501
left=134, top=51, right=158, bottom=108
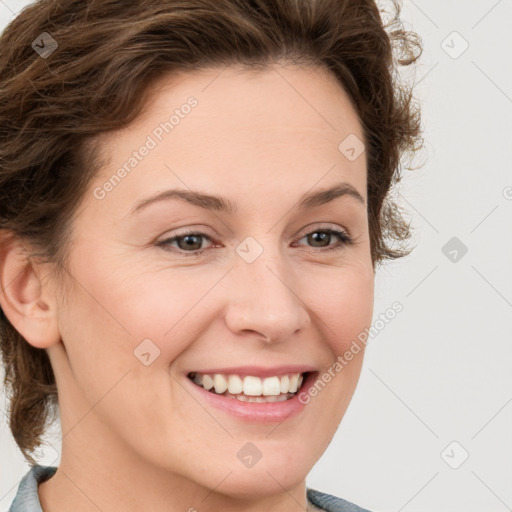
left=60, top=260, right=228, bottom=384
left=299, top=264, right=373, bottom=430
left=60, top=239, right=373, bottom=389
left=299, top=260, right=374, bottom=353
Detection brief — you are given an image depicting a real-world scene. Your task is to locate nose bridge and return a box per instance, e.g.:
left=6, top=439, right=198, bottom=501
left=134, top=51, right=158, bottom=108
left=224, top=236, right=310, bottom=341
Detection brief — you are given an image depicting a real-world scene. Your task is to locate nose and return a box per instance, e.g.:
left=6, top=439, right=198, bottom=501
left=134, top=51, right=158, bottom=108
left=223, top=243, right=311, bottom=344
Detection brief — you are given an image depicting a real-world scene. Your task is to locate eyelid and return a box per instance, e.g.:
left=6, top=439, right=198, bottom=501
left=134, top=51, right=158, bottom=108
left=295, top=225, right=353, bottom=250
left=155, top=226, right=218, bottom=254
left=299, top=222, right=351, bottom=238
left=157, top=223, right=350, bottom=243
left=156, top=222, right=354, bottom=258
left=156, top=225, right=216, bottom=241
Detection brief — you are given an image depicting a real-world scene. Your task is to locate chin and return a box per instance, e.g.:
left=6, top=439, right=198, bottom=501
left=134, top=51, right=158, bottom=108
left=230, top=449, right=314, bottom=496
left=214, top=466, right=309, bottom=500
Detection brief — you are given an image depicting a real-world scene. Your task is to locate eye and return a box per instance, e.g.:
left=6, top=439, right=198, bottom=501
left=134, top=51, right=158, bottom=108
left=293, top=227, right=353, bottom=252
left=156, top=229, right=215, bottom=257
left=156, top=226, right=353, bottom=257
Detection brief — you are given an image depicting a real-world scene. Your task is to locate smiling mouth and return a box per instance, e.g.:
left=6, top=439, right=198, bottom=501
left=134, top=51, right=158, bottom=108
left=187, top=371, right=309, bottom=403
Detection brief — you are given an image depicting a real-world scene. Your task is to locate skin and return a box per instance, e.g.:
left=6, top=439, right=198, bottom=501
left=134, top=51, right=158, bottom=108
left=0, top=63, right=374, bottom=512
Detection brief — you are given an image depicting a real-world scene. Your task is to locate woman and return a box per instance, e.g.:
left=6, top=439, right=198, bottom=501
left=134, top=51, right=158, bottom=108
left=0, top=0, right=423, bottom=511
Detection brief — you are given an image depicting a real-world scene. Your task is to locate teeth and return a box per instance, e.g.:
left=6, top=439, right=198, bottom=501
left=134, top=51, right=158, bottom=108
left=280, top=375, right=289, bottom=393
left=190, top=372, right=305, bottom=397
left=228, top=375, right=243, bottom=394
left=243, top=376, right=262, bottom=396
left=213, top=374, right=228, bottom=394
left=289, top=373, right=299, bottom=393
left=202, top=374, right=214, bottom=391
left=191, top=373, right=303, bottom=402
left=262, top=376, right=281, bottom=396
left=225, top=392, right=293, bottom=403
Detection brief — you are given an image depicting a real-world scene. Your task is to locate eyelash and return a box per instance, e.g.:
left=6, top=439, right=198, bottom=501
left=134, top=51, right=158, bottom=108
left=156, top=227, right=353, bottom=257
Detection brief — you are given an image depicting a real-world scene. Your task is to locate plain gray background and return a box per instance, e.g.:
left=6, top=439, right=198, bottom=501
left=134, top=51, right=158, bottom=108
left=1, top=1, right=511, bottom=511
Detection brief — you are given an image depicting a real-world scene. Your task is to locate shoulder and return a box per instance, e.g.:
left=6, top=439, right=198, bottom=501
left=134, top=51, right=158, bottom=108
left=307, top=487, right=374, bottom=512
left=8, top=464, right=58, bottom=512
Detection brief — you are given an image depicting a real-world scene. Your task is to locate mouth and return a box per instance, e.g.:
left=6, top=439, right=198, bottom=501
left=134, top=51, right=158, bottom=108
left=187, top=371, right=311, bottom=403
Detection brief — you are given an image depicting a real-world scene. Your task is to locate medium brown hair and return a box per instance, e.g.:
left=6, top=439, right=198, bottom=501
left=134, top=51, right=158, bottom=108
left=0, top=0, right=423, bottom=465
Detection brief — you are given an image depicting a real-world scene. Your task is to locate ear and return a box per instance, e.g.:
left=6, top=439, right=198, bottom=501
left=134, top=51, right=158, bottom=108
left=0, top=231, right=61, bottom=349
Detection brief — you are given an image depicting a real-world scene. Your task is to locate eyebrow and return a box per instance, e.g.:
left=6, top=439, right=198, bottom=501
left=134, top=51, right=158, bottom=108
left=130, top=182, right=366, bottom=215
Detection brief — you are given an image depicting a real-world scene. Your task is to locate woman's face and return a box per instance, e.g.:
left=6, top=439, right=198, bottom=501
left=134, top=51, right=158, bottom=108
left=47, top=64, right=374, bottom=503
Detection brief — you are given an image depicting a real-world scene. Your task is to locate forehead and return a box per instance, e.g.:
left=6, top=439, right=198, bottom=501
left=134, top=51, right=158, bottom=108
left=145, top=64, right=363, bottom=138
left=89, top=64, right=367, bottom=214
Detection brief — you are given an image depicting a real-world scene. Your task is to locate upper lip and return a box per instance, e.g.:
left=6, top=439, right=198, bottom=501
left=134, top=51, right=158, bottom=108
left=187, top=365, right=318, bottom=379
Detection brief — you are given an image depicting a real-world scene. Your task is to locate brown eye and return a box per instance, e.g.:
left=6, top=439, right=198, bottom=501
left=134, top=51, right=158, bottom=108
left=296, top=228, right=353, bottom=251
left=307, top=231, right=331, bottom=248
left=157, top=231, right=214, bottom=257
left=174, top=234, right=204, bottom=251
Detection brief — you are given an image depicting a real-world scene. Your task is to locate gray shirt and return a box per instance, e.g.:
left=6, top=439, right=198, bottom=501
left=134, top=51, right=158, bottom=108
left=8, top=465, right=372, bottom=512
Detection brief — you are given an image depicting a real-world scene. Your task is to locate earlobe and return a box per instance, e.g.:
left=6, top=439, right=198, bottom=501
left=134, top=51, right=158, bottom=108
left=0, top=232, right=61, bottom=349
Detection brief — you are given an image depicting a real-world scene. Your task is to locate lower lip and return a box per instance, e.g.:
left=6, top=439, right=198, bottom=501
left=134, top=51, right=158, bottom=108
left=184, top=372, right=318, bottom=424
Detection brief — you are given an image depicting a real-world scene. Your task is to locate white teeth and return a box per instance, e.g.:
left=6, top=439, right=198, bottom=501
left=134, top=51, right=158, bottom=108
left=190, top=372, right=306, bottom=397
left=226, top=393, right=291, bottom=403
left=280, top=375, right=289, bottom=393
left=236, top=395, right=272, bottom=403
left=243, top=376, right=262, bottom=396
left=228, top=375, right=243, bottom=394
left=202, top=374, right=214, bottom=391
left=289, top=373, right=299, bottom=393
left=262, top=376, right=281, bottom=396
left=213, top=374, right=228, bottom=394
